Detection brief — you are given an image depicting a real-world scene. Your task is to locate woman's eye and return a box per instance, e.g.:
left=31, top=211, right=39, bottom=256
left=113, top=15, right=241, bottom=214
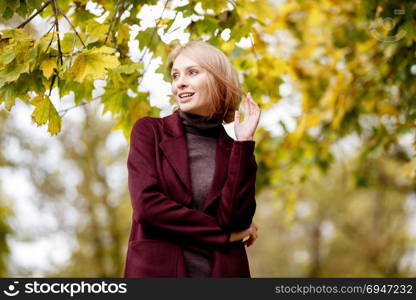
left=190, top=70, right=198, bottom=75
left=172, top=74, right=178, bottom=79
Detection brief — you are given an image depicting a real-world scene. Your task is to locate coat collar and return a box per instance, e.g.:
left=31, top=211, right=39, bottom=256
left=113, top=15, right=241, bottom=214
left=159, top=111, right=233, bottom=211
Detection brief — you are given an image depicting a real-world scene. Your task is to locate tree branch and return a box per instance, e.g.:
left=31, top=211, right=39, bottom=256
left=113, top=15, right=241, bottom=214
left=69, top=33, right=77, bottom=68
left=16, top=0, right=52, bottom=29
left=58, top=7, right=86, bottom=48
left=165, top=11, right=179, bottom=34
left=48, top=74, right=57, bottom=96
left=44, top=24, right=56, bottom=53
left=59, top=97, right=100, bottom=118
left=45, top=22, right=55, bottom=35
left=138, top=0, right=170, bottom=85
left=111, top=0, right=128, bottom=47
left=51, top=0, right=63, bottom=66
left=104, top=0, right=122, bottom=45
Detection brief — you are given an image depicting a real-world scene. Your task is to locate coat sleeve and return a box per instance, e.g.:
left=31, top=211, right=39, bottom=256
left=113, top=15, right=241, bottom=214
left=127, top=117, right=230, bottom=248
left=216, top=140, right=257, bottom=231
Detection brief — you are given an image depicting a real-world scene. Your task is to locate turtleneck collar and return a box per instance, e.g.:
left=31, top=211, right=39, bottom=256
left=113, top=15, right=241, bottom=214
left=179, top=110, right=223, bottom=137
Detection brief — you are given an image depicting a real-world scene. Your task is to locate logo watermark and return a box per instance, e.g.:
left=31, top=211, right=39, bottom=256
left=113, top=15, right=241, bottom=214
left=3, top=281, right=20, bottom=297
left=2, top=280, right=127, bottom=297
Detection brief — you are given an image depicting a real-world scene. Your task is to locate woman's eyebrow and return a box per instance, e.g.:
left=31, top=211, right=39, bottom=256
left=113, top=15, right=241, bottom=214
left=171, top=65, right=200, bottom=72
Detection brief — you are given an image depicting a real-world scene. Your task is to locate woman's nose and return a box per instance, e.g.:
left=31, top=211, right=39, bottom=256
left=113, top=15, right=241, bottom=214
left=176, top=77, right=188, bottom=89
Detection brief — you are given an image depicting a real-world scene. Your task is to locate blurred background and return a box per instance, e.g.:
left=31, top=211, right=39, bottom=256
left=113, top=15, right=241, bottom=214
left=0, top=0, right=416, bottom=277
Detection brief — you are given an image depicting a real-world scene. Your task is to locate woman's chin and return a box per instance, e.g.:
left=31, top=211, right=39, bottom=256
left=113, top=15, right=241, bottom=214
left=178, top=104, right=193, bottom=111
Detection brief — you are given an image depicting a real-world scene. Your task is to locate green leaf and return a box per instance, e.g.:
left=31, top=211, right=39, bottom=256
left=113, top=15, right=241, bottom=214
left=16, top=0, right=28, bottom=17
left=2, top=7, right=13, bottom=19
left=30, top=93, right=62, bottom=135
left=101, top=86, right=130, bottom=115
left=27, top=0, right=44, bottom=12
left=136, top=27, right=157, bottom=52
left=0, top=51, right=16, bottom=66
left=0, top=83, right=18, bottom=110
left=59, top=77, right=94, bottom=105
left=1, top=0, right=20, bottom=15
left=0, top=62, right=30, bottom=88
left=16, top=71, right=46, bottom=97
left=175, top=4, right=197, bottom=18
left=201, top=0, right=228, bottom=14
left=34, top=32, right=54, bottom=53
left=112, top=63, right=143, bottom=75
left=0, top=28, right=32, bottom=41
left=155, top=60, right=172, bottom=83
left=61, top=32, right=89, bottom=53
left=188, top=17, right=219, bottom=37
left=230, top=17, right=257, bottom=41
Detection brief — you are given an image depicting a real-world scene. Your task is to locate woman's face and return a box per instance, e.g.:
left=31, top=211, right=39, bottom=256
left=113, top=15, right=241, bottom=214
left=171, top=54, right=211, bottom=116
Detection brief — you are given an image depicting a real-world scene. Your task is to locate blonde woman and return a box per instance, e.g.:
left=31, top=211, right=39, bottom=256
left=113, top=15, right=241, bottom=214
left=124, top=41, right=261, bottom=277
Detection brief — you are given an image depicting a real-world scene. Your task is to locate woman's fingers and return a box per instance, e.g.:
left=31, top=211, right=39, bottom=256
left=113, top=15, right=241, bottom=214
left=234, top=110, right=240, bottom=124
left=243, top=93, right=250, bottom=117
left=249, top=93, right=255, bottom=116
left=242, top=94, right=247, bottom=111
left=244, top=231, right=258, bottom=247
left=231, top=222, right=260, bottom=245
left=246, top=92, right=261, bottom=122
left=244, top=237, right=253, bottom=247
left=251, top=99, right=260, bottom=119
left=250, top=221, right=259, bottom=231
left=243, top=222, right=259, bottom=247
left=246, top=93, right=252, bottom=116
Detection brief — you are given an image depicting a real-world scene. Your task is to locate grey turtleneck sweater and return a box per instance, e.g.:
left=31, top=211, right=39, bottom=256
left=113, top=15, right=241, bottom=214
left=179, top=110, right=223, bottom=277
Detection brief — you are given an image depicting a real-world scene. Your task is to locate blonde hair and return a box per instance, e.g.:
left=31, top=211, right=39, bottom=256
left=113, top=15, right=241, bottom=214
left=168, top=40, right=245, bottom=124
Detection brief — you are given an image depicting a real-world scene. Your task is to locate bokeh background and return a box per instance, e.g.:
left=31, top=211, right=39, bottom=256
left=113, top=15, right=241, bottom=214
left=1, top=0, right=416, bottom=277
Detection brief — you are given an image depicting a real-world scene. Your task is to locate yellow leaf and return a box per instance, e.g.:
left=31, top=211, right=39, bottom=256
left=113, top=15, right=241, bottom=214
left=309, top=7, right=325, bottom=26
left=70, top=46, right=120, bottom=82
left=117, top=24, right=130, bottom=42
left=305, top=113, right=321, bottom=127
left=0, top=28, right=32, bottom=41
left=48, top=108, right=62, bottom=135
left=30, top=94, right=62, bottom=135
left=89, top=46, right=116, bottom=55
left=131, top=99, right=150, bottom=121
left=321, top=75, right=342, bottom=109
left=40, top=59, right=57, bottom=79
left=290, top=115, right=307, bottom=146
left=377, top=102, right=399, bottom=117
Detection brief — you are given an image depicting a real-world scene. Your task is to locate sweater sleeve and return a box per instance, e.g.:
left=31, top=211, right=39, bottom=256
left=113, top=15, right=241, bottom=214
left=127, top=117, right=230, bottom=248
left=215, top=140, right=257, bottom=231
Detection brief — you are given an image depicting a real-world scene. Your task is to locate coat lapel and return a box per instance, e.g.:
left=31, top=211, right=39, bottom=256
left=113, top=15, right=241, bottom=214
left=202, top=126, right=233, bottom=211
left=159, top=112, right=192, bottom=196
left=160, top=111, right=234, bottom=210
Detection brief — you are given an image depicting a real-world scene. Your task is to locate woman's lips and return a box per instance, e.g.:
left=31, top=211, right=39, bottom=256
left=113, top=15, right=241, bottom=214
left=178, top=94, right=193, bottom=103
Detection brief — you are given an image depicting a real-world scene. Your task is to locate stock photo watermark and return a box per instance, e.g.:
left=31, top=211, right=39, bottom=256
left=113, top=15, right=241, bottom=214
left=2, top=280, right=127, bottom=297
left=370, top=8, right=407, bottom=43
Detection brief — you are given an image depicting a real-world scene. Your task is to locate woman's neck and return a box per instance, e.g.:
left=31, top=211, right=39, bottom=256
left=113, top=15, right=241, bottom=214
left=179, top=110, right=223, bottom=136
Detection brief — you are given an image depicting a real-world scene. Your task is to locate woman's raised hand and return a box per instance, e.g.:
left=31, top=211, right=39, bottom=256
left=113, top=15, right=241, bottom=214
left=229, top=222, right=259, bottom=247
left=234, top=93, right=261, bottom=141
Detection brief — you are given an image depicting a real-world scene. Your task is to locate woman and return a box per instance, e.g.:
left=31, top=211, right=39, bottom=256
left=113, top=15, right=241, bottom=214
left=124, top=40, right=261, bottom=277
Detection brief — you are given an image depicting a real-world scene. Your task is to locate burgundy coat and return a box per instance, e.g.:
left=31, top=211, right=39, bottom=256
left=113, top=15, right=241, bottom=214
left=124, top=111, right=257, bottom=277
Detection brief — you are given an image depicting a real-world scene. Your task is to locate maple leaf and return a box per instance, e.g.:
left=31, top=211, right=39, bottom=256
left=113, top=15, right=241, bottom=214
left=40, top=59, right=57, bottom=79
left=69, top=46, right=120, bottom=82
left=30, top=93, right=62, bottom=135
